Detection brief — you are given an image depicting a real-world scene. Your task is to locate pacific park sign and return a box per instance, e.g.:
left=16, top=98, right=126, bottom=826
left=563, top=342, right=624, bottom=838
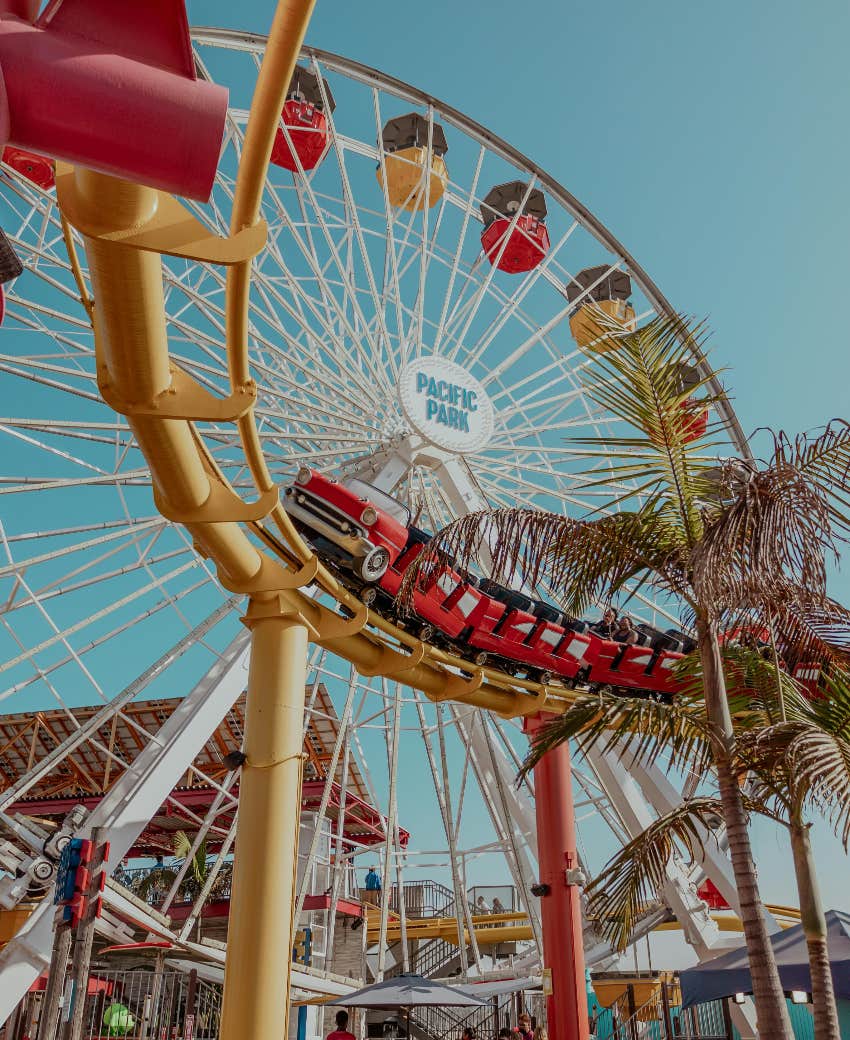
left=399, top=357, right=495, bottom=454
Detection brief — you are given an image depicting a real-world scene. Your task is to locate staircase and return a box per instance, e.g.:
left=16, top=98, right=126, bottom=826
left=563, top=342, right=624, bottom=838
left=382, top=880, right=477, bottom=981
left=387, top=880, right=458, bottom=918
left=409, top=998, right=506, bottom=1040
left=385, top=935, right=463, bottom=979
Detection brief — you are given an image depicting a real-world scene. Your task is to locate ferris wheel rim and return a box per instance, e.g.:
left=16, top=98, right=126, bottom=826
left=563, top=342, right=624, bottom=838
left=0, top=31, right=747, bottom=986
left=0, top=23, right=751, bottom=690
left=192, top=26, right=750, bottom=459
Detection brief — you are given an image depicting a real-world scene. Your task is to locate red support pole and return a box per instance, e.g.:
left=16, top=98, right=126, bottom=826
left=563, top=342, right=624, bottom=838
left=525, top=713, right=588, bottom=1040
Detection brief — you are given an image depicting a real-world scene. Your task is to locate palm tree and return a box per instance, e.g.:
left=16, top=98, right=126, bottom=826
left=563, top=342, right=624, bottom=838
left=135, top=832, right=211, bottom=939
left=739, top=667, right=850, bottom=1040
left=528, top=654, right=850, bottom=1040
left=401, top=313, right=850, bottom=1038
left=172, top=831, right=211, bottom=940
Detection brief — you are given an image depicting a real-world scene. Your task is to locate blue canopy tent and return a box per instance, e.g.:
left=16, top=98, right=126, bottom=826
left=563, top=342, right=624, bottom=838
left=680, top=909, right=850, bottom=1008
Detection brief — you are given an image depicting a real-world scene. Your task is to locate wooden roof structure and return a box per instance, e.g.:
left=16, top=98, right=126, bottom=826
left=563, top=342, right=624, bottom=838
left=0, top=687, right=407, bottom=853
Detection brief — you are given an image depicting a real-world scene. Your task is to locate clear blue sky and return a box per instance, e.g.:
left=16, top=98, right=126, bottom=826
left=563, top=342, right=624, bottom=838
left=186, top=0, right=850, bottom=921
left=189, top=0, right=850, bottom=578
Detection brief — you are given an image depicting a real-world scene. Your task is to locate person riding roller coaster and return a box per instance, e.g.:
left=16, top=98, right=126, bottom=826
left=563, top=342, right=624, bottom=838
left=590, top=606, right=618, bottom=640
left=284, top=468, right=827, bottom=702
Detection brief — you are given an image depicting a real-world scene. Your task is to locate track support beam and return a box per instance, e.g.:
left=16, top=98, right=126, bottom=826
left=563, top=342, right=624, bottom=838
left=219, top=602, right=309, bottom=1040
left=525, top=713, right=588, bottom=1040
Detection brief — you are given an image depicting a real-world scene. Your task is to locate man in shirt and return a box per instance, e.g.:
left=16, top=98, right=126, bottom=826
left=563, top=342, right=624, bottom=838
left=515, top=1014, right=533, bottom=1040
left=364, top=866, right=381, bottom=905
left=590, top=607, right=618, bottom=640
left=327, top=1010, right=356, bottom=1040
left=612, top=615, right=638, bottom=645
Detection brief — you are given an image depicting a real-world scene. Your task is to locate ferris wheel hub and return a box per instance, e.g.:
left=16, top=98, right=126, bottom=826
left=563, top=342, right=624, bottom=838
left=398, top=356, right=494, bottom=456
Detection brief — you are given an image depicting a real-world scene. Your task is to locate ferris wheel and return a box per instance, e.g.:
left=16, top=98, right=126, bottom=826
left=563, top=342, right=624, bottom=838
left=0, top=28, right=748, bottom=1004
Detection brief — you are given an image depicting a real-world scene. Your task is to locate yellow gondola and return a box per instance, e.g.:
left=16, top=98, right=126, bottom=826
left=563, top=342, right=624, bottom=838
left=377, top=113, right=448, bottom=211
left=567, top=266, right=637, bottom=350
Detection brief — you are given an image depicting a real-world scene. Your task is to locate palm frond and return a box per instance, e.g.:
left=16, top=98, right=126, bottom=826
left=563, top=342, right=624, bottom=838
left=572, top=313, right=726, bottom=541
left=734, top=668, right=850, bottom=844
left=799, top=666, right=850, bottom=737
left=691, top=461, right=838, bottom=615
left=715, top=594, right=850, bottom=683
left=135, top=867, right=178, bottom=903
left=674, top=642, right=809, bottom=726
left=771, top=421, right=850, bottom=531
left=585, top=798, right=728, bottom=951
left=784, top=728, right=850, bottom=849
left=398, top=505, right=691, bottom=618
left=173, top=830, right=207, bottom=885
left=762, top=598, right=850, bottom=672
left=519, top=690, right=714, bottom=781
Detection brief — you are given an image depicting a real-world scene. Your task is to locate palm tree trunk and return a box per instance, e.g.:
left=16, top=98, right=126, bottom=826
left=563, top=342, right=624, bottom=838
left=696, top=615, right=793, bottom=1039
left=789, top=813, right=839, bottom=1040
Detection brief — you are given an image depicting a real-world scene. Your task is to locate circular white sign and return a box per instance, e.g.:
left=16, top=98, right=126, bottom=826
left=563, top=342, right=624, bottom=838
left=399, top=357, right=495, bottom=454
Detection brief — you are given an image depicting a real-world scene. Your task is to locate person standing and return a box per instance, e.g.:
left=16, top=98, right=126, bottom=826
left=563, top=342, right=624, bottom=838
left=515, top=1014, right=533, bottom=1040
left=327, top=1010, right=356, bottom=1040
left=364, top=865, right=382, bottom=905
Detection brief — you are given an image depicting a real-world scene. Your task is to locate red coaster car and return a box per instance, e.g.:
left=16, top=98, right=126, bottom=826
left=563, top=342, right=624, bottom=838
left=792, top=661, right=823, bottom=700
left=284, top=467, right=697, bottom=700
left=284, top=468, right=408, bottom=582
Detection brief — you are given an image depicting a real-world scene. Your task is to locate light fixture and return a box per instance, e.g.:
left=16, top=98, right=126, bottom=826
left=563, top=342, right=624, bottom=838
left=790, top=991, right=810, bottom=1005
left=733, top=994, right=747, bottom=1005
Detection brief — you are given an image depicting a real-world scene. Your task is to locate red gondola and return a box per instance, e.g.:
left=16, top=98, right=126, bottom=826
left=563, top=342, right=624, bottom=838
left=480, top=181, right=549, bottom=274
left=271, top=65, right=335, bottom=173
left=674, top=364, right=709, bottom=444
left=0, top=225, right=24, bottom=326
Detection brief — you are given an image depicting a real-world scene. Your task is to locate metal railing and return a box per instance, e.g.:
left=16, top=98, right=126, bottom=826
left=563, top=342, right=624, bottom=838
left=3, top=968, right=222, bottom=1040
left=467, top=885, right=518, bottom=913
left=595, top=982, right=733, bottom=1040
left=113, top=863, right=233, bottom=909
left=386, top=880, right=460, bottom=919
left=410, top=996, right=506, bottom=1040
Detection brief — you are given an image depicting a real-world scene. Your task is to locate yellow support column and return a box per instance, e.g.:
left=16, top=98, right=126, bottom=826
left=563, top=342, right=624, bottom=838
left=219, top=601, right=310, bottom=1040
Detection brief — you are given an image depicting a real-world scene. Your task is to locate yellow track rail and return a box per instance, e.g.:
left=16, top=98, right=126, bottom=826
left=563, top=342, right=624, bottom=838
left=365, top=905, right=802, bottom=946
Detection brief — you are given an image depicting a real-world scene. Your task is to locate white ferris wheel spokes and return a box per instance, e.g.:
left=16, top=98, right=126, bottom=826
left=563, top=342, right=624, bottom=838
left=0, top=28, right=748, bottom=998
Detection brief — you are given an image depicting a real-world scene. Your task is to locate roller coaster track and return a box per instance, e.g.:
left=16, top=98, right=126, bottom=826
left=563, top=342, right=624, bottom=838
left=366, top=907, right=802, bottom=947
